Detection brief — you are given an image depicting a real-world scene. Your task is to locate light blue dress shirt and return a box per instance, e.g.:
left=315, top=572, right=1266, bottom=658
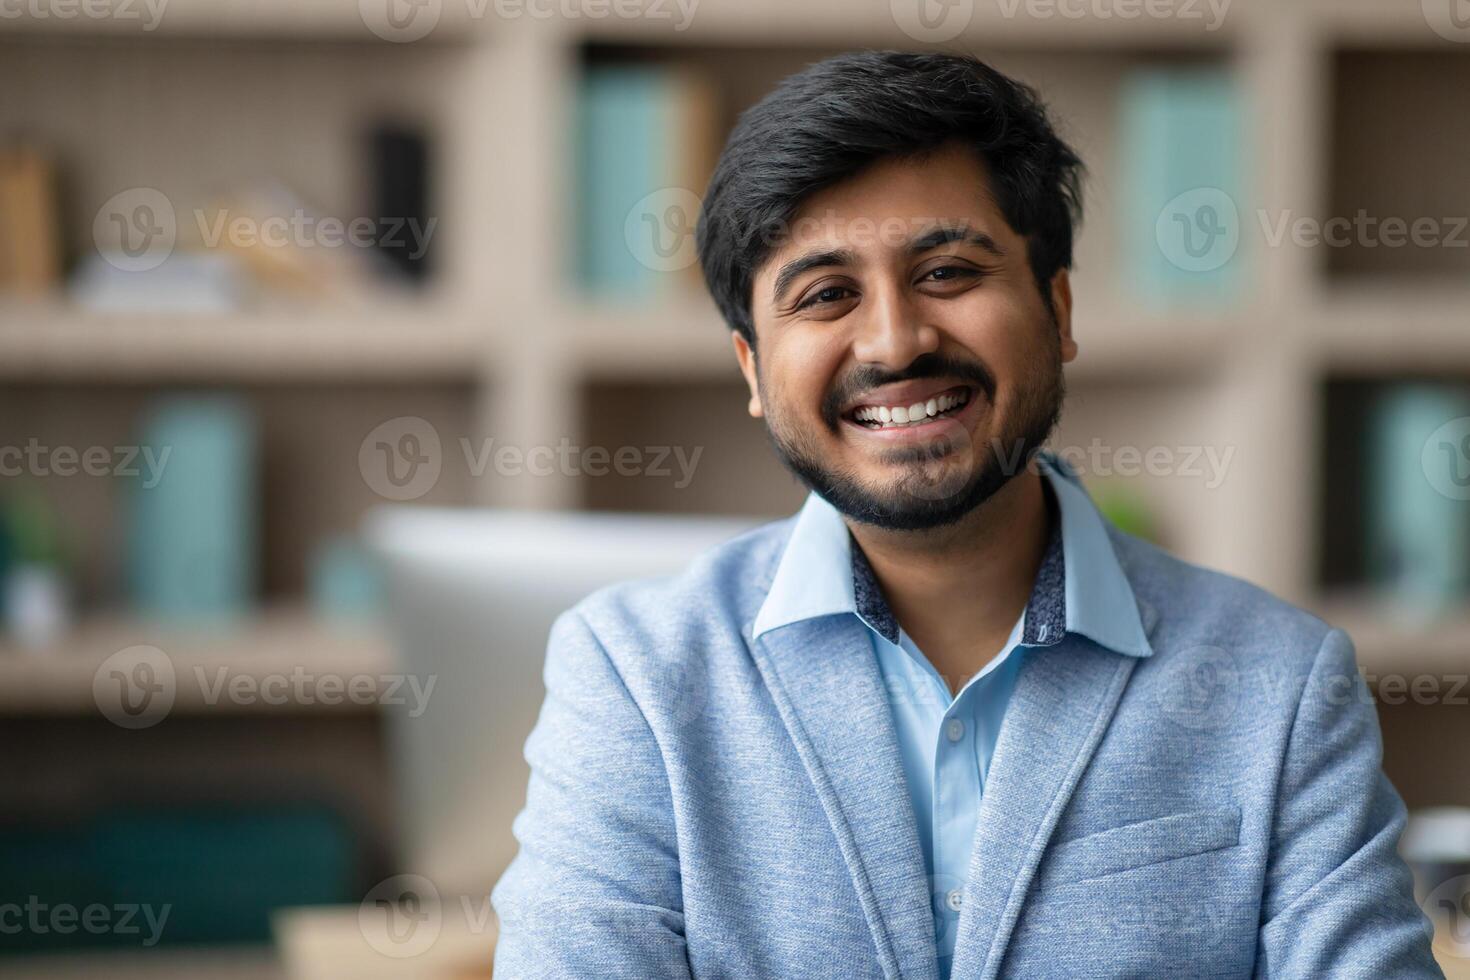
left=751, top=456, right=1154, bottom=978
left=873, top=613, right=1026, bottom=973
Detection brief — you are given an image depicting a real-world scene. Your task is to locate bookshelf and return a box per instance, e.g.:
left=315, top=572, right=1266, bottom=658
left=0, top=0, right=1466, bottom=785
left=0, top=605, right=393, bottom=715
left=0, top=300, right=488, bottom=379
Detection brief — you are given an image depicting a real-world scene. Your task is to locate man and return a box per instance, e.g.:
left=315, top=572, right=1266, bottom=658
left=493, top=51, right=1441, bottom=978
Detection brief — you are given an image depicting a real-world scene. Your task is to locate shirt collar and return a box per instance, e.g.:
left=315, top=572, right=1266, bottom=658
left=752, top=451, right=1153, bottom=659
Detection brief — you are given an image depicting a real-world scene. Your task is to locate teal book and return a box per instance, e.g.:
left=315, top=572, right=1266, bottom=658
left=127, top=394, right=257, bottom=620
left=0, top=805, right=353, bottom=950
left=576, top=66, right=669, bottom=299
left=1119, top=68, right=1244, bottom=309
left=1366, top=385, right=1470, bottom=609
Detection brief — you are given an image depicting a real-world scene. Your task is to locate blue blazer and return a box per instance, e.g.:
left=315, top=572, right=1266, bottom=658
left=492, top=476, right=1441, bottom=978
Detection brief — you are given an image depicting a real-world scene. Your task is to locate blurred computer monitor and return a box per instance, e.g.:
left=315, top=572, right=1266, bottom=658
left=364, top=507, right=758, bottom=898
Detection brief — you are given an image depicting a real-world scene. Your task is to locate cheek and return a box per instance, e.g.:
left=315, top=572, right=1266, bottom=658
left=767, top=332, right=847, bottom=419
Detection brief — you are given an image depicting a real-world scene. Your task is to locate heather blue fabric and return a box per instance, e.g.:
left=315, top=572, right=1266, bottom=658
left=751, top=458, right=1153, bottom=978
left=492, top=452, right=1442, bottom=979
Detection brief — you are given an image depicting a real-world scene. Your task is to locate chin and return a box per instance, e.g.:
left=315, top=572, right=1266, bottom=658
left=814, top=454, right=1009, bottom=532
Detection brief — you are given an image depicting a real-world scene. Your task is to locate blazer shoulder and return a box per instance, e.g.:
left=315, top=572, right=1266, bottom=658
left=1108, top=526, right=1337, bottom=675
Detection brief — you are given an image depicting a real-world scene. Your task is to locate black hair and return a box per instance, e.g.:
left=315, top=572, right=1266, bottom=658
left=695, top=50, right=1085, bottom=345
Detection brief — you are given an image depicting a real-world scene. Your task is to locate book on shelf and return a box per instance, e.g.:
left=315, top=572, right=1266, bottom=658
left=0, top=146, right=62, bottom=296
left=127, top=395, right=258, bottom=620
left=575, top=63, right=720, bottom=301
left=1366, top=384, right=1470, bottom=610
left=1118, top=67, right=1244, bottom=310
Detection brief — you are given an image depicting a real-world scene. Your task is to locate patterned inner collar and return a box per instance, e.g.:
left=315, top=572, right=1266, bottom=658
left=847, top=484, right=1067, bottom=649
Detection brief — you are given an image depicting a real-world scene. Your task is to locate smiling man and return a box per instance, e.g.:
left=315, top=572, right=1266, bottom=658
left=492, top=52, right=1441, bottom=978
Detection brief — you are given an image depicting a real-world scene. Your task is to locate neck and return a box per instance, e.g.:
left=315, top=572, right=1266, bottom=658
left=847, top=469, right=1052, bottom=692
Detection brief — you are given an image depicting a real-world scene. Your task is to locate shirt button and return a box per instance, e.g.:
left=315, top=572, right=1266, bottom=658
left=945, top=889, right=964, bottom=912
left=945, top=718, right=965, bottom=742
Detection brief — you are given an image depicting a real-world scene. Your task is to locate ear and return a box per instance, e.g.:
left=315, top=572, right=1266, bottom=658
left=731, top=330, right=764, bottom=418
left=1049, top=269, right=1077, bottom=364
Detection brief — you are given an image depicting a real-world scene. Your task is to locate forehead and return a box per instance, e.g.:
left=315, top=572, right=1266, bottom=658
left=758, top=144, right=1013, bottom=270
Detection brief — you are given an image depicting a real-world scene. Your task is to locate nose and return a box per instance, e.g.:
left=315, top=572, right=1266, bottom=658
left=849, top=279, right=940, bottom=369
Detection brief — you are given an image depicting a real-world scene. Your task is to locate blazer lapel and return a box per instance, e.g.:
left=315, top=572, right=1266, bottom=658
left=947, top=638, right=1141, bottom=980
left=750, top=615, right=940, bottom=980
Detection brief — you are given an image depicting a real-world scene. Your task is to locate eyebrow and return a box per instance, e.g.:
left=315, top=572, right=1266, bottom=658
left=768, top=226, right=1006, bottom=306
left=908, top=225, right=1006, bottom=258
left=770, top=247, right=858, bottom=307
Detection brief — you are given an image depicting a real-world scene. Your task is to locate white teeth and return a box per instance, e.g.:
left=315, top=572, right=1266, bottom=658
left=851, top=389, right=970, bottom=429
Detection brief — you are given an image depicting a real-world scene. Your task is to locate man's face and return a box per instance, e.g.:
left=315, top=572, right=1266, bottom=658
left=735, top=142, right=1078, bottom=531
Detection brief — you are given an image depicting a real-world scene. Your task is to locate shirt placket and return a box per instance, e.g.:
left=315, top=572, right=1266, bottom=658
left=932, top=690, right=978, bottom=960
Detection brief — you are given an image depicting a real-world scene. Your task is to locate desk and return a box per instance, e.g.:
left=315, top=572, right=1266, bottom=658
left=274, top=903, right=495, bottom=980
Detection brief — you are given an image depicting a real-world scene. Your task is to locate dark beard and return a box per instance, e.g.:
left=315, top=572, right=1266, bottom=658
left=761, top=344, right=1065, bottom=532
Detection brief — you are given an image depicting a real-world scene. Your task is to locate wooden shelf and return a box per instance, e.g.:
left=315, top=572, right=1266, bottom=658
left=1314, top=597, right=1470, bottom=676
left=572, top=0, right=1244, bottom=48
left=0, top=300, right=489, bottom=381
left=1311, top=284, right=1470, bottom=373
left=274, top=903, right=495, bottom=980
left=1308, top=0, right=1470, bottom=45
left=6, top=0, right=1452, bottom=50
left=0, top=0, right=485, bottom=41
left=0, top=607, right=397, bottom=716
left=0, top=0, right=1257, bottom=46
left=1068, top=308, right=1235, bottom=378
left=562, top=300, right=736, bottom=378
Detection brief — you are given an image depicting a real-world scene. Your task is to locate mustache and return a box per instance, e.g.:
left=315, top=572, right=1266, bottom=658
left=821, top=352, right=997, bottom=428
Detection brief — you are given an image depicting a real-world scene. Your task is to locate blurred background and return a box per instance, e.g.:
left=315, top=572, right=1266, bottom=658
left=2, top=0, right=1469, bottom=976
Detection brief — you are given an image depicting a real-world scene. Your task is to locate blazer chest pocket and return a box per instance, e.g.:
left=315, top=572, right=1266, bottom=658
left=1040, top=805, right=1241, bottom=887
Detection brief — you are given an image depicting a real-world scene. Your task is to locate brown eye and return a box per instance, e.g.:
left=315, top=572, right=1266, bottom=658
left=922, top=265, right=977, bottom=283
left=797, top=285, right=853, bottom=310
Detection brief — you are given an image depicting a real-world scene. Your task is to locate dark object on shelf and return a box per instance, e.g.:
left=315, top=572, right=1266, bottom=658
left=0, top=804, right=354, bottom=951
left=369, top=126, right=433, bottom=283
